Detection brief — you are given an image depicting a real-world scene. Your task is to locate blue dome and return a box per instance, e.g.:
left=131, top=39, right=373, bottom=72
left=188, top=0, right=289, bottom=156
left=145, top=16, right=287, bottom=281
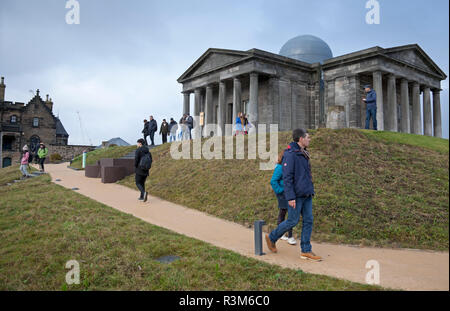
left=279, top=35, right=333, bottom=64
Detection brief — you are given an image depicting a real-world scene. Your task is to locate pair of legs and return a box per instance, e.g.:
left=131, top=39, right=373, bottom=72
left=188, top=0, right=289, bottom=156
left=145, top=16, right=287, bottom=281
left=38, top=157, right=46, bottom=172
left=169, top=134, right=176, bottom=142
left=161, top=134, right=167, bottom=144
left=143, top=135, right=149, bottom=146
left=20, top=164, right=32, bottom=177
left=149, top=132, right=155, bottom=145
left=365, top=105, right=378, bottom=130
left=276, top=193, right=292, bottom=238
left=269, top=196, right=313, bottom=253
left=135, top=174, right=148, bottom=199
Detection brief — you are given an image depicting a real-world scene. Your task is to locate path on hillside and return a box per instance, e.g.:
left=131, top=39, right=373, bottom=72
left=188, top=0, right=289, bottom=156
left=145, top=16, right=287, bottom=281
left=45, top=163, right=449, bottom=291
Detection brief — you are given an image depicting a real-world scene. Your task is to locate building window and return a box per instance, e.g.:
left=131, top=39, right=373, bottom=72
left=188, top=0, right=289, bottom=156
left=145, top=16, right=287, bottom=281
left=2, top=157, right=12, bottom=168
left=33, top=117, right=39, bottom=127
left=10, top=115, right=17, bottom=123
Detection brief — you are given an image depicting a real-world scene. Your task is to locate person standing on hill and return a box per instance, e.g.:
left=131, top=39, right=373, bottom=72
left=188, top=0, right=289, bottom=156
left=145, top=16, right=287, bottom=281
left=37, top=143, right=48, bottom=172
left=266, top=128, right=322, bottom=262
left=363, top=85, right=377, bottom=130
left=142, top=119, right=150, bottom=145
left=159, top=119, right=169, bottom=144
left=149, top=116, right=158, bottom=146
left=134, top=138, right=152, bottom=202
left=168, top=118, right=178, bottom=142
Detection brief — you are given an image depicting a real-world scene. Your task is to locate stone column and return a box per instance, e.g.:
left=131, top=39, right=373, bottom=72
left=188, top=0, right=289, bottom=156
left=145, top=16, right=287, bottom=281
left=205, top=85, right=213, bottom=126
left=400, top=78, right=410, bottom=133
left=372, top=71, right=384, bottom=130
left=432, top=89, right=442, bottom=138
left=218, top=81, right=226, bottom=136
left=194, top=89, right=202, bottom=116
left=411, top=82, right=422, bottom=135
left=423, top=87, right=432, bottom=136
left=183, top=92, right=190, bottom=115
left=233, top=77, right=242, bottom=127
left=248, top=73, right=259, bottom=134
left=387, top=74, right=398, bottom=132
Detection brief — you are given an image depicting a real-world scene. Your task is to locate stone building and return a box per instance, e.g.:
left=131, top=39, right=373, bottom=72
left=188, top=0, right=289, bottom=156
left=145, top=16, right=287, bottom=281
left=0, top=77, right=94, bottom=167
left=177, top=35, right=447, bottom=137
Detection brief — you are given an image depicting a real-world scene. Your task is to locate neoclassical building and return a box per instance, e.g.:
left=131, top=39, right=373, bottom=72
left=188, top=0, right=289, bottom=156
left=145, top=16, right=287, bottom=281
left=177, top=35, right=446, bottom=137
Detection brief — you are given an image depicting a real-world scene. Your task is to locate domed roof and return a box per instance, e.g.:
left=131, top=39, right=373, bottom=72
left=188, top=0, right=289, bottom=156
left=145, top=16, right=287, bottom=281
left=279, top=35, right=333, bottom=64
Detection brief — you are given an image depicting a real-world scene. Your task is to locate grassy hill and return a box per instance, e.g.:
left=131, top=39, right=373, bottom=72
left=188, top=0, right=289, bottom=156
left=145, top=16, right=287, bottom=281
left=0, top=169, right=379, bottom=290
left=115, top=129, right=449, bottom=251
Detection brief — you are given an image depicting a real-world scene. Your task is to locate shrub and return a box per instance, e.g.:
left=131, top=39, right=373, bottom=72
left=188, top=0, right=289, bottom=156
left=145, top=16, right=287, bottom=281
left=50, top=153, right=63, bottom=162
left=108, top=144, right=118, bottom=147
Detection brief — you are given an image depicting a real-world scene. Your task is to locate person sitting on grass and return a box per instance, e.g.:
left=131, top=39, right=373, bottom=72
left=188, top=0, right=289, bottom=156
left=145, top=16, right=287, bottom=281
left=270, top=151, right=296, bottom=245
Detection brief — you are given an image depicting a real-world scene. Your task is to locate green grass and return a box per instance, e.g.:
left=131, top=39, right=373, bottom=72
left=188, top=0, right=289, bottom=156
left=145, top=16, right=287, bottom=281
left=0, top=171, right=381, bottom=290
left=361, top=130, right=449, bottom=154
left=0, top=165, right=37, bottom=186
left=70, top=145, right=136, bottom=169
left=117, top=128, right=449, bottom=251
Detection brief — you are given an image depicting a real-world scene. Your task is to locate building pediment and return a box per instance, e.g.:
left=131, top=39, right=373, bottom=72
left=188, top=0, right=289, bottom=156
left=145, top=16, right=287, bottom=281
left=383, top=45, right=447, bottom=79
left=178, top=49, right=251, bottom=82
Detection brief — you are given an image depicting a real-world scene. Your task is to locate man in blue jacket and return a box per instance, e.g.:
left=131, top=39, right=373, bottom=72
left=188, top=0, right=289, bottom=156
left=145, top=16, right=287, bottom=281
left=265, top=128, right=322, bottom=261
left=363, top=85, right=377, bottom=130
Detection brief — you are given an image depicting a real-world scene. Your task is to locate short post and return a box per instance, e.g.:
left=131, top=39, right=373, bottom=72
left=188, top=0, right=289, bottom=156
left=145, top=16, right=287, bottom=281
left=254, top=220, right=266, bottom=256
left=82, top=150, right=87, bottom=169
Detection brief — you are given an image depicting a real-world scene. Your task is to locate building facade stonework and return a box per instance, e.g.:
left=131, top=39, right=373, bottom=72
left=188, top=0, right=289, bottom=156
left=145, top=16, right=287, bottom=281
left=178, top=41, right=446, bottom=138
left=0, top=77, right=94, bottom=167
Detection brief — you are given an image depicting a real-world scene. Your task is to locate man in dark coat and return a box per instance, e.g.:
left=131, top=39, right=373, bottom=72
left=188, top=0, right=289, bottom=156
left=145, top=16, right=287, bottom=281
left=363, top=85, right=377, bottom=130
left=265, top=128, right=322, bottom=262
left=134, top=138, right=152, bottom=202
left=148, top=116, right=158, bottom=146
left=142, top=119, right=150, bottom=145
left=159, top=119, right=169, bottom=144
left=186, top=113, right=193, bottom=140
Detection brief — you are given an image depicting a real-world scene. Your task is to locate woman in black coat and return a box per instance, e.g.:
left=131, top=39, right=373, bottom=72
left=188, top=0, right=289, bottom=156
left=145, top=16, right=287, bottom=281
left=134, top=138, right=152, bottom=202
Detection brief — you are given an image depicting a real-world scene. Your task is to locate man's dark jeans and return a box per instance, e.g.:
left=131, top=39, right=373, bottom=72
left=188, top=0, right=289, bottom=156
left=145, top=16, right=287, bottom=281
left=149, top=131, right=155, bottom=145
left=365, top=105, right=377, bottom=130
left=135, top=174, right=147, bottom=198
left=269, top=196, right=313, bottom=253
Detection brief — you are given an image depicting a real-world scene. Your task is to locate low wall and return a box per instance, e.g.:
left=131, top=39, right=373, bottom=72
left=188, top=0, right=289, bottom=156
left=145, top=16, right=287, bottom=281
left=47, top=144, right=96, bottom=162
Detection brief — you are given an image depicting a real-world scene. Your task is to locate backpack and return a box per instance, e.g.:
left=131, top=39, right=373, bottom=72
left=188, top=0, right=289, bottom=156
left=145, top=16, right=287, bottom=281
left=139, top=152, right=152, bottom=170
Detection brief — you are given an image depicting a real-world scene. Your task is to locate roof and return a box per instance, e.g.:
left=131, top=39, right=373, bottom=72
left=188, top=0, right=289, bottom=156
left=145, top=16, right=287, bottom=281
left=96, top=137, right=131, bottom=148
left=55, top=117, right=69, bottom=137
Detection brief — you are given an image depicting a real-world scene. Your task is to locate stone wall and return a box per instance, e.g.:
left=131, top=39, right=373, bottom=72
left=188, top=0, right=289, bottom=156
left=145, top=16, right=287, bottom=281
left=47, top=144, right=96, bottom=162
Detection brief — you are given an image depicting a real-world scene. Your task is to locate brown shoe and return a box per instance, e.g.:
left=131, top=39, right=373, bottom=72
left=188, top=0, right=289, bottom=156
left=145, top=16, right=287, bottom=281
left=265, top=234, right=277, bottom=253
left=300, top=252, right=322, bottom=261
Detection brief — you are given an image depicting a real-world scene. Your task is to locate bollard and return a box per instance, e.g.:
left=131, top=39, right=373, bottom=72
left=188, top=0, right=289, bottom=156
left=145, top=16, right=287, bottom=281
left=254, top=220, right=266, bottom=256
left=82, top=150, right=87, bottom=169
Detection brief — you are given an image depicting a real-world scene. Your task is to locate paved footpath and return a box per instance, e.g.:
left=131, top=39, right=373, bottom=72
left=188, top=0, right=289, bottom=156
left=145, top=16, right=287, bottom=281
left=45, top=163, right=449, bottom=291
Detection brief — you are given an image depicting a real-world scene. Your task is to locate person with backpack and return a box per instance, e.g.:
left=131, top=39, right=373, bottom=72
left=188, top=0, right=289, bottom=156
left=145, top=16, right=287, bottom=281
left=20, top=145, right=33, bottom=179
left=265, top=128, right=322, bottom=262
left=168, top=118, right=178, bottom=142
left=186, top=113, right=193, bottom=140
left=37, top=142, right=48, bottom=172
left=134, top=138, right=152, bottom=202
left=270, top=151, right=296, bottom=245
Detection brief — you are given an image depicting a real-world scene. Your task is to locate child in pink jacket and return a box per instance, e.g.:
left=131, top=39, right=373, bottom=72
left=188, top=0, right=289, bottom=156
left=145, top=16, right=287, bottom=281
left=20, top=145, right=32, bottom=178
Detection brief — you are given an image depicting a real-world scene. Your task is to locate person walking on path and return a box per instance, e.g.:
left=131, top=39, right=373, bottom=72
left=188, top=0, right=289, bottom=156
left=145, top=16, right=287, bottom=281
left=37, top=142, right=48, bottom=172
left=142, top=119, right=150, bottom=145
left=159, top=119, right=169, bottom=144
left=149, top=116, right=158, bottom=146
left=20, top=145, right=33, bottom=179
left=270, top=151, right=296, bottom=245
left=178, top=115, right=186, bottom=141
left=134, top=138, right=152, bottom=202
left=363, top=85, right=377, bottom=130
left=265, top=128, right=322, bottom=261
left=168, top=118, right=178, bottom=142
left=235, top=112, right=244, bottom=135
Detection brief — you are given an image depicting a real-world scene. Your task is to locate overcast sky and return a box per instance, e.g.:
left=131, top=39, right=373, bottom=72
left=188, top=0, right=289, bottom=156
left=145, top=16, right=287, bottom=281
left=1, top=0, right=448, bottom=145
